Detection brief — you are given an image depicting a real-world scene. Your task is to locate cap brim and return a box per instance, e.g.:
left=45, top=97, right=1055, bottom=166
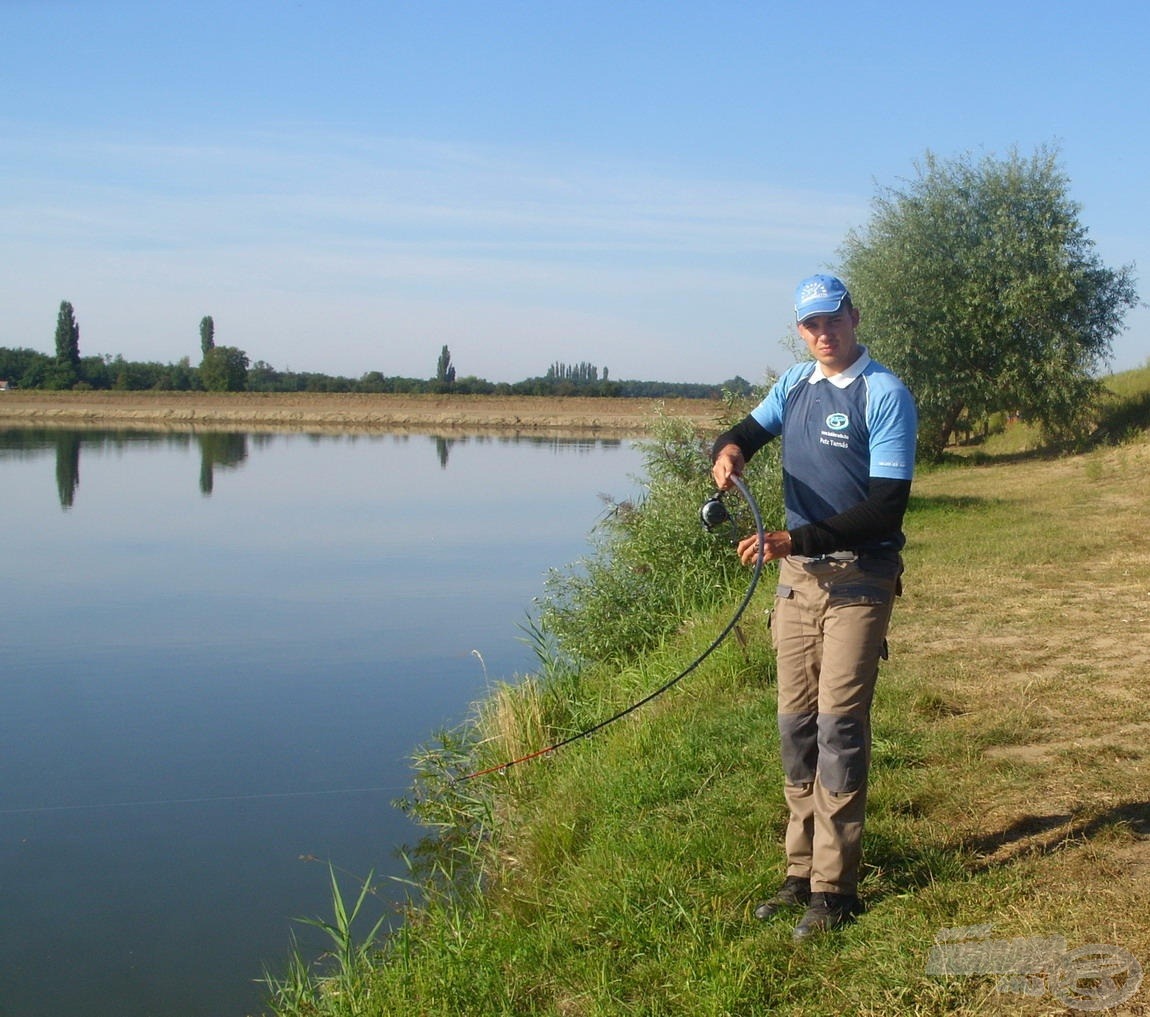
left=796, top=296, right=846, bottom=322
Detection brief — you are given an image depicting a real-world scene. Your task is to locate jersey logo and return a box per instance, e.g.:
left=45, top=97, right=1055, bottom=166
left=825, top=412, right=849, bottom=431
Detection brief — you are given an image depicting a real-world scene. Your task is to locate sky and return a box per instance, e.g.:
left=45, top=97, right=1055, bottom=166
left=2, top=0, right=1148, bottom=385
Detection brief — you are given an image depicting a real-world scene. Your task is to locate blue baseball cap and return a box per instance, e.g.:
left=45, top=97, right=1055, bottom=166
left=794, top=274, right=850, bottom=322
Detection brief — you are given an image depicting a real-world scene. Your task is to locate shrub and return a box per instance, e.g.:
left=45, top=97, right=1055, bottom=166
left=537, top=398, right=782, bottom=667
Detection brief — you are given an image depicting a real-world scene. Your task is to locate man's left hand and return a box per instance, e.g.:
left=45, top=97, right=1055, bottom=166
left=736, top=531, right=792, bottom=566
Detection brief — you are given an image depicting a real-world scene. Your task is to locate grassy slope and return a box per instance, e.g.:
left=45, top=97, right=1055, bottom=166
left=262, top=377, right=1150, bottom=1017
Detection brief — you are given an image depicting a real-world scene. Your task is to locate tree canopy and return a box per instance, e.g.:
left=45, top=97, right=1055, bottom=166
left=200, top=316, right=215, bottom=357
left=41, top=301, right=83, bottom=389
left=838, top=145, right=1138, bottom=457
left=54, top=300, right=80, bottom=366
left=435, top=344, right=456, bottom=391
left=200, top=345, right=250, bottom=392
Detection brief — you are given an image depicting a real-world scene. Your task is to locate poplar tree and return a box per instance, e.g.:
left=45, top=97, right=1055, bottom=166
left=200, top=316, right=215, bottom=357
left=55, top=301, right=80, bottom=367
left=436, top=345, right=456, bottom=389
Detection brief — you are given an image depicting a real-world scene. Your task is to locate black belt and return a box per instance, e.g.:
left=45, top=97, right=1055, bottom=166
left=793, top=550, right=900, bottom=564
left=789, top=551, right=857, bottom=564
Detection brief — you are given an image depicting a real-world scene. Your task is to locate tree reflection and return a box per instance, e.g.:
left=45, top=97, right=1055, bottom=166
left=0, top=428, right=627, bottom=507
left=54, top=432, right=81, bottom=510
left=434, top=435, right=455, bottom=469
left=197, top=432, right=249, bottom=495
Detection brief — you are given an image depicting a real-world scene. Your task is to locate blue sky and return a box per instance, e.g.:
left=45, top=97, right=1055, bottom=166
left=3, top=0, right=1147, bottom=383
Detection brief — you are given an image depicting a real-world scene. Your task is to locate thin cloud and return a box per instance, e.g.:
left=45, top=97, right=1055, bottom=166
left=1, top=123, right=866, bottom=380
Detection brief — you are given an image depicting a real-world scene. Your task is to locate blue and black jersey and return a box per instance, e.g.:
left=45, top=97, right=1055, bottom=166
left=717, top=348, right=917, bottom=556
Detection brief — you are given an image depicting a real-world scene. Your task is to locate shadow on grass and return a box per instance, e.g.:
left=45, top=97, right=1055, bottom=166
left=936, top=390, right=1150, bottom=464
left=961, top=800, right=1150, bottom=871
left=858, top=801, right=1150, bottom=908
left=940, top=446, right=1069, bottom=466
left=860, top=829, right=971, bottom=903
left=1092, top=390, right=1150, bottom=445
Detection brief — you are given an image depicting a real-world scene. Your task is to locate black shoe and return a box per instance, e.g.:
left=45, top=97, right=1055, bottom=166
left=752, top=876, right=811, bottom=920
left=792, top=892, right=860, bottom=941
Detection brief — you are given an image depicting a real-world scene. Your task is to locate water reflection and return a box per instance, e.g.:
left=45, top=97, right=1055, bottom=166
left=0, top=428, right=626, bottom=507
left=54, top=431, right=81, bottom=508
left=197, top=432, right=249, bottom=494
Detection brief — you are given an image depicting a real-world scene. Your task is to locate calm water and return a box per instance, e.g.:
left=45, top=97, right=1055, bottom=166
left=0, top=428, right=646, bottom=1017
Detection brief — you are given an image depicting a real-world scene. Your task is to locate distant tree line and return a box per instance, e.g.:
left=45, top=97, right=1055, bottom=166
left=546, top=361, right=607, bottom=383
left=0, top=308, right=751, bottom=400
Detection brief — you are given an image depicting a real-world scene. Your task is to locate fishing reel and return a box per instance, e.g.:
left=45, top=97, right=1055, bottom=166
left=700, top=491, right=740, bottom=545
left=699, top=492, right=731, bottom=532
left=699, top=487, right=745, bottom=545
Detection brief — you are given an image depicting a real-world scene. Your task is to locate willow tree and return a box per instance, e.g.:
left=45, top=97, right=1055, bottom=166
left=839, top=146, right=1137, bottom=458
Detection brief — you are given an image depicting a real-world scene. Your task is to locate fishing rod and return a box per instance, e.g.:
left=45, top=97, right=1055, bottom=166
left=456, top=474, right=765, bottom=782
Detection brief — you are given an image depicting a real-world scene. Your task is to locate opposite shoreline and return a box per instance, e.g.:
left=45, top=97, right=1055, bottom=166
left=0, top=391, right=727, bottom=437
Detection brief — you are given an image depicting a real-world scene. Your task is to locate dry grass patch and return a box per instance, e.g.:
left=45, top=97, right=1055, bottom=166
left=884, top=437, right=1150, bottom=982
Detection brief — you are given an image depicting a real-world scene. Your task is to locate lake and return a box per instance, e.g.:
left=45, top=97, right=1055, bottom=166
left=0, top=427, right=647, bottom=1017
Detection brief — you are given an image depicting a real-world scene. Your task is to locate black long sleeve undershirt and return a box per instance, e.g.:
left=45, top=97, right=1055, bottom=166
left=712, top=415, right=912, bottom=557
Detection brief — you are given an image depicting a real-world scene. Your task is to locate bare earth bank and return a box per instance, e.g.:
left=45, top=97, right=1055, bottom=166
left=0, top=391, right=727, bottom=437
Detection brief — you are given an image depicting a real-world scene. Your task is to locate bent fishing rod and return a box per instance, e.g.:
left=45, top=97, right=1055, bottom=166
left=457, top=474, right=765, bottom=782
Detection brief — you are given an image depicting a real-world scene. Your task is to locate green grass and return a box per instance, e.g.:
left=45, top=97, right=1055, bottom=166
left=1103, top=362, right=1150, bottom=399
left=255, top=384, right=1150, bottom=1017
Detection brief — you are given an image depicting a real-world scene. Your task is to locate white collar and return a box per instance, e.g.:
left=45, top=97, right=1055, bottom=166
left=807, top=346, right=871, bottom=389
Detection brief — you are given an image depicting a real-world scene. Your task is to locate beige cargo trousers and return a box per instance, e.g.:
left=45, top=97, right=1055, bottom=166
left=771, top=551, right=904, bottom=896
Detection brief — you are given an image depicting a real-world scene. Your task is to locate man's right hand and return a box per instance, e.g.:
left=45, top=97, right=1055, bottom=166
left=711, top=444, right=746, bottom=491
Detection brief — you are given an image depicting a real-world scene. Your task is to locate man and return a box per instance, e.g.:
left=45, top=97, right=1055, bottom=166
left=711, top=273, right=917, bottom=941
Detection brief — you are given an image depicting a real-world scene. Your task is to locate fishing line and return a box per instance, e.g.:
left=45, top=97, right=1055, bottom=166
left=457, top=474, right=765, bottom=782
